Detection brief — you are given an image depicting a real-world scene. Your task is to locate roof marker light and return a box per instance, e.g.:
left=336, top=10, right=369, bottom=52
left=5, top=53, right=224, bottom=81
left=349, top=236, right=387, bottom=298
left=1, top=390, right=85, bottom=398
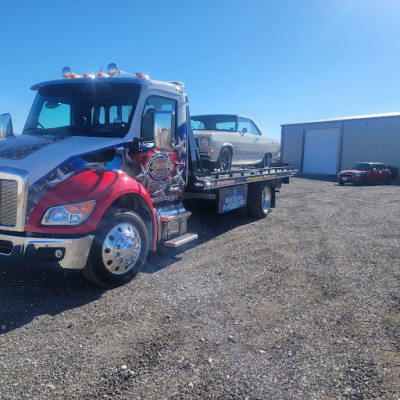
left=136, top=73, right=149, bottom=80
left=96, top=72, right=108, bottom=78
left=62, top=66, right=80, bottom=79
left=82, top=73, right=95, bottom=78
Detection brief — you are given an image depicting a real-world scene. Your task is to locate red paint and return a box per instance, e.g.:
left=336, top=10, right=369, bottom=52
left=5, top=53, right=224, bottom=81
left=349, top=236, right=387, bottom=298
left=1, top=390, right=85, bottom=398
left=338, top=164, right=391, bottom=185
left=26, top=170, right=157, bottom=248
left=130, top=148, right=181, bottom=200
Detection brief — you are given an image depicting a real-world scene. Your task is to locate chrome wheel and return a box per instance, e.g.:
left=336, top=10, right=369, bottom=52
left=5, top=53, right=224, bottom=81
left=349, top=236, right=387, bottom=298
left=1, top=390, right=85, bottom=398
left=261, top=186, right=271, bottom=213
left=102, top=223, right=141, bottom=275
left=248, top=183, right=271, bottom=219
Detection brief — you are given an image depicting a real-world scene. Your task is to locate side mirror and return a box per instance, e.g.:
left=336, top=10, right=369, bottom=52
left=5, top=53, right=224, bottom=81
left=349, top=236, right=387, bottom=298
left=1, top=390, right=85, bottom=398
left=241, top=127, right=248, bottom=134
left=154, top=110, right=175, bottom=149
left=0, top=113, right=14, bottom=139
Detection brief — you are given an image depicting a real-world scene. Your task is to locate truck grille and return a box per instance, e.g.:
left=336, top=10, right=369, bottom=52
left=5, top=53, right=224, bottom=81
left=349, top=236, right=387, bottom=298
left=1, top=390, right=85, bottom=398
left=0, top=168, right=29, bottom=232
left=0, top=179, right=18, bottom=227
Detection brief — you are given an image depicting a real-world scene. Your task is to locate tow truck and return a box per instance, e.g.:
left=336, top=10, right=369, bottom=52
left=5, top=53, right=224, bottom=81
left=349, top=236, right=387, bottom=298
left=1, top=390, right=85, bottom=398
left=0, top=64, right=296, bottom=286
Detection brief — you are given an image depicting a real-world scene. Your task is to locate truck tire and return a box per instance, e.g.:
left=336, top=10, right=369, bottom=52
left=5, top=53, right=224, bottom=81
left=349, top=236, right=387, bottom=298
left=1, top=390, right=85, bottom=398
left=82, top=208, right=149, bottom=287
left=214, top=147, right=232, bottom=171
left=247, top=182, right=271, bottom=218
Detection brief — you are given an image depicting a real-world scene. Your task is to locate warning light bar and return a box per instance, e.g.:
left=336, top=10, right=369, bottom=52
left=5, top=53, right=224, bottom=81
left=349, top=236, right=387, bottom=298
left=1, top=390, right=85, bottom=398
left=61, top=64, right=150, bottom=80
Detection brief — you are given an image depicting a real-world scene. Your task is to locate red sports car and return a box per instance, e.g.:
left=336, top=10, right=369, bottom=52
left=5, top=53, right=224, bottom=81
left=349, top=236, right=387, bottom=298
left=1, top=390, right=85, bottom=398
left=337, top=162, right=392, bottom=185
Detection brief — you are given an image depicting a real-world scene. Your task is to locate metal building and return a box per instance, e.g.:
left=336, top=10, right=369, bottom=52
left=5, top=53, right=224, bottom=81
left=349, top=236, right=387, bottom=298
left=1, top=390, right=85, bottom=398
left=281, top=112, right=400, bottom=174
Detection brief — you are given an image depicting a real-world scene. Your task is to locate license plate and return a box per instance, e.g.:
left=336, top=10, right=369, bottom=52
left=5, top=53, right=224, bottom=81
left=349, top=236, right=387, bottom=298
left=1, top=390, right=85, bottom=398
left=342, top=177, right=347, bottom=181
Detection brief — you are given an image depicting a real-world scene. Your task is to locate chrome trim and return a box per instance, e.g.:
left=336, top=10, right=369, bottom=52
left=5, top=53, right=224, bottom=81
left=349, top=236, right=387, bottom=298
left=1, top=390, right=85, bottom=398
left=101, top=223, right=141, bottom=275
left=0, top=167, right=29, bottom=232
left=0, top=233, right=94, bottom=270
left=154, top=202, right=190, bottom=241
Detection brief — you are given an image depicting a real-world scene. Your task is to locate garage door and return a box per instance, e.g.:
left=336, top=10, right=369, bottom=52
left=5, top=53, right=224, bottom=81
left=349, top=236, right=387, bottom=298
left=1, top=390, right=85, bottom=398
left=303, top=128, right=340, bottom=174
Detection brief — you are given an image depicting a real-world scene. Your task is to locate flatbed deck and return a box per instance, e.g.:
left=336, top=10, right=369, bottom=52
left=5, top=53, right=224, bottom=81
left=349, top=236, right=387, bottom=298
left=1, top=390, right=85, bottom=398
left=188, top=166, right=297, bottom=192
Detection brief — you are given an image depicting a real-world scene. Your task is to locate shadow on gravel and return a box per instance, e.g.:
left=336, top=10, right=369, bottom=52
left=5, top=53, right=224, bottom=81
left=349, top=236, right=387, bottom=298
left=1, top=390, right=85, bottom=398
left=294, top=173, right=337, bottom=182
left=142, top=202, right=259, bottom=274
left=0, top=202, right=265, bottom=333
left=0, top=264, right=105, bottom=334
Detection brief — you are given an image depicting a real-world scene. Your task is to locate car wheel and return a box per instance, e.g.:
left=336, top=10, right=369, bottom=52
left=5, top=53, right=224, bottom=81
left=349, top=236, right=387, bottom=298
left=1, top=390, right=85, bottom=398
left=258, top=153, right=272, bottom=168
left=82, top=208, right=149, bottom=287
left=248, top=182, right=271, bottom=219
left=215, top=147, right=232, bottom=171
left=360, top=176, right=368, bottom=185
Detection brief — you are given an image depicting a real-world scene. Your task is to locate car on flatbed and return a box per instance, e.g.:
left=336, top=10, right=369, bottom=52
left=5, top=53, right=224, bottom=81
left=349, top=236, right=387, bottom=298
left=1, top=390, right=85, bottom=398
left=337, top=162, right=392, bottom=185
left=190, top=114, right=279, bottom=171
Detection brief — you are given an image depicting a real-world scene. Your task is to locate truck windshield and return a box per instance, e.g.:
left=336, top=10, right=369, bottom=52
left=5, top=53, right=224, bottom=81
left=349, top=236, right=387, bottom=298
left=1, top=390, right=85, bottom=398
left=191, top=115, right=237, bottom=131
left=23, top=82, right=141, bottom=138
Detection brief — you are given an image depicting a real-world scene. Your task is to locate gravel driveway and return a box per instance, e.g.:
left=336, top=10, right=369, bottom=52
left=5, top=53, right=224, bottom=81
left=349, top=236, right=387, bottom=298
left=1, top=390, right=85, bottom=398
left=0, top=176, right=399, bottom=399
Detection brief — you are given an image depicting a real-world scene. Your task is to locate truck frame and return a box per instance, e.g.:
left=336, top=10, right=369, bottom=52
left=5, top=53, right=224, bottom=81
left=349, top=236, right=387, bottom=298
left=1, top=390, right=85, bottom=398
left=0, top=65, right=296, bottom=286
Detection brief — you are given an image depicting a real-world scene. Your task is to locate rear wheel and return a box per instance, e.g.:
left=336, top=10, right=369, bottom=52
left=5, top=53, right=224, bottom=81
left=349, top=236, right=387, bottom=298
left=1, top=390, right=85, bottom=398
left=248, top=182, right=271, bottom=219
left=82, top=208, right=149, bottom=287
left=259, top=153, right=272, bottom=168
left=214, top=147, right=232, bottom=171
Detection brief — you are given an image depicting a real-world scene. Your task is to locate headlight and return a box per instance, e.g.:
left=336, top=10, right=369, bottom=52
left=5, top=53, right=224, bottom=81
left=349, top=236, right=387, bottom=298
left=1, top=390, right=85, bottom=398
left=200, top=137, right=210, bottom=147
left=355, top=172, right=361, bottom=177
left=41, top=199, right=97, bottom=226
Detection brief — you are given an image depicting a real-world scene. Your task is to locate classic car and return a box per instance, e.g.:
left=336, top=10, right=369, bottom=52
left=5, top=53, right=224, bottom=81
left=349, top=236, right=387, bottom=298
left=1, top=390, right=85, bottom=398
left=337, top=162, right=392, bottom=185
left=190, top=114, right=280, bottom=171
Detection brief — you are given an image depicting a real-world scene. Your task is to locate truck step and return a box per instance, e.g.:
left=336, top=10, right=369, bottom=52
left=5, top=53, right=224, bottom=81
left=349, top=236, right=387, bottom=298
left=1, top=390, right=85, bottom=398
left=164, top=233, right=198, bottom=248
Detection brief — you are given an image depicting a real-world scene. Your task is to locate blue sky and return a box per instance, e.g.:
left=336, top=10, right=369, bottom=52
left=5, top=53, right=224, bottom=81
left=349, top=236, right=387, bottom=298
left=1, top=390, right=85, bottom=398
left=1, top=0, right=400, bottom=140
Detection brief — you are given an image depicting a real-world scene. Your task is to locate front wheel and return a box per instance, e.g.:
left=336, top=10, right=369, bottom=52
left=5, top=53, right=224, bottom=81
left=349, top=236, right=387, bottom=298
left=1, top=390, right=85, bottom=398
left=214, top=147, right=232, bottom=171
left=248, top=182, right=271, bottom=219
left=82, top=208, right=149, bottom=287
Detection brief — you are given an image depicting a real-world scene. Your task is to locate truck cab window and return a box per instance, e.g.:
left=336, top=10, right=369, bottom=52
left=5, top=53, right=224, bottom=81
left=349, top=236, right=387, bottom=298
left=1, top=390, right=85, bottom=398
left=141, top=96, right=176, bottom=150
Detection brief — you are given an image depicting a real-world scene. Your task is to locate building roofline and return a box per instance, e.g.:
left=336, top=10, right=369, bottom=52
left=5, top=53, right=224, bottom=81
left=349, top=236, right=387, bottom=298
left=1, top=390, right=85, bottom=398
left=281, top=111, right=400, bottom=127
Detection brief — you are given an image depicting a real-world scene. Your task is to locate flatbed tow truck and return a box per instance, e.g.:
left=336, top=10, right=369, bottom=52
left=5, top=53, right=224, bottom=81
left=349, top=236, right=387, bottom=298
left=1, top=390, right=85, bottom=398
left=0, top=64, right=296, bottom=286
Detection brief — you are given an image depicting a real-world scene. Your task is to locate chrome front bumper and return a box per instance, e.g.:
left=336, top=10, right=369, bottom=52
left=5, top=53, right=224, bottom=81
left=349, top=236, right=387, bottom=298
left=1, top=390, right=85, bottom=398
left=0, top=233, right=94, bottom=270
left=199, top=150, right=219, bottom=162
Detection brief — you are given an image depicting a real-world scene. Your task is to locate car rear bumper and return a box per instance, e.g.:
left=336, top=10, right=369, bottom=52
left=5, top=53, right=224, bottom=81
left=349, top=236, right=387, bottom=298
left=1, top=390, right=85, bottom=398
left=0, top=233, right=94, bottom=270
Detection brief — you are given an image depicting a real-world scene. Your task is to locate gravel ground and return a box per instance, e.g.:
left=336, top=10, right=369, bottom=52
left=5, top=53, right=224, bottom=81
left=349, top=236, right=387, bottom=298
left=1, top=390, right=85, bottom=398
left=0, top=176, right=399, bottom=399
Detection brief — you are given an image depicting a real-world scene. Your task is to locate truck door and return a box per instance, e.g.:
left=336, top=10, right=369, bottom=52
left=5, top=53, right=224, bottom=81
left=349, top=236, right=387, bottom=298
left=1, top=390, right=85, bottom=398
left=131, top=95, right=187, bottom=203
